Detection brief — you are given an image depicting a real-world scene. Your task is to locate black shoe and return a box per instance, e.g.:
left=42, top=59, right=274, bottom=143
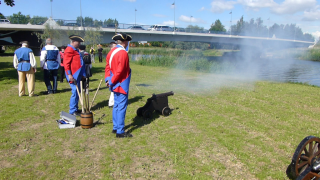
left=76, top=109, right=82, bottom=113
left=116, top=132, right=133, bottom=138
left=48, top=91, right=53, bottom=95
left=71, top=112, right=81, bottom=116
left=112, top=129, right=117, bottom=134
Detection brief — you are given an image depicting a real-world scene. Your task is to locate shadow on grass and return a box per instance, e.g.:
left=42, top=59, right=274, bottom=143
left=125, top=107, right=176, bottom=133
left=90, top=95, right=145, bottom=111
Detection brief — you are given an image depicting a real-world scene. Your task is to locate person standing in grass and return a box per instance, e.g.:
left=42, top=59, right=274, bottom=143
left=90, top=47, right=95, bottom=63
left=13, top=41, right=37, bottom=97
left=108, top=42, right=117, bottom=108
left=63, top=35, right=86, bottom=116
left=59, top=46, right=66, bottom=83
left=98, top=44, right=103, bottom=63
left=105, top=33, right=132, bottom=138
left=40, top=38, right=61, bottom=94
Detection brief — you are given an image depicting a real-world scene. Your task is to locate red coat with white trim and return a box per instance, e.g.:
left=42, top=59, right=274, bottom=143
left=105, top=46, right=130, bottom=94
left=63, top=44, right=86, bottom=81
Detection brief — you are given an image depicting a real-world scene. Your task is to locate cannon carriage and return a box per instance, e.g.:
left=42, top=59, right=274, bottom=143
left=286, top=136, right=320, bottom=180
left=137, top=91, right=174, bottom=119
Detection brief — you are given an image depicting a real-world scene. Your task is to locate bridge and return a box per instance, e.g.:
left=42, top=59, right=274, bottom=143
left=0, top=19, right=314, bottom=51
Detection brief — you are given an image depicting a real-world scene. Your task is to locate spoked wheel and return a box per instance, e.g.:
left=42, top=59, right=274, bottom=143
left=162, top=107, right=171, bottom=116
left=296, top=166, right=320, bottom=180
left=286, top=136, right=320, bottom=179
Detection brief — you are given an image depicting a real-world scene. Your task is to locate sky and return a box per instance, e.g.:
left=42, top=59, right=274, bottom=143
left=1, top=0, right=320, bottom=38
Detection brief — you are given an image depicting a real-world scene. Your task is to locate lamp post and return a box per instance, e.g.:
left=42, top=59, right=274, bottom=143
left=50, top=0, right=53, bottom=18
left=229, top=11, right=232, bottom=36
left=267, top=18, right=270, bottom=38
left=172, top=2, right=175, bottom=32
left=190, top=16, right=193, bottom=32
left=80, top=0, right=83, bottom=27
left=135, top=9, right=137, bottom=26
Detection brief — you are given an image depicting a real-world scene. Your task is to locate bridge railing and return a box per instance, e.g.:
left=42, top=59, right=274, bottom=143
left=4, top=18, right=312, bottom=42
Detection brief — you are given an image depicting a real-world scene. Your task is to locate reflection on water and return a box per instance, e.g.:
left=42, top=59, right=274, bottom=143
left=255, top=58, right=320, bottom=86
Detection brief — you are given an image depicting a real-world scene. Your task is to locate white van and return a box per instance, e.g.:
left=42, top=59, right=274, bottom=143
left=0, top=19, right=10, bottom=24
left=149, top=25, right=173, bottom=31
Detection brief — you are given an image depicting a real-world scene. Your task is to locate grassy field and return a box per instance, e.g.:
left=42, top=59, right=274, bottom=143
left=1, top=56, right=320, bottom=179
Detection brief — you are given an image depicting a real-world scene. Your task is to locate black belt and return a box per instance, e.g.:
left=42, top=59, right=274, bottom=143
left=19, top=60, right=30, bottom=63
left=46, top=60, right=56, bottom=61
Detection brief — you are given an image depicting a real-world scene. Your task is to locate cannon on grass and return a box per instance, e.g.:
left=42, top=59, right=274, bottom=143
left=286, top=136, right=320, bottom=180
left=137, top=91, right=174, bottom=119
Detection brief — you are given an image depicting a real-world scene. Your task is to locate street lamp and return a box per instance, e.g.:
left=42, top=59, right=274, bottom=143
left=190, top=16, right=193, bottom=32
left=172, top=2, right=175, bottom=32
left=50, top=0, right=53, bottom=18
left=135, top=9, right=137, bottom=26
left=80, top=0, right=83, bottom=27
left=229, top=11, right=232, bottom=36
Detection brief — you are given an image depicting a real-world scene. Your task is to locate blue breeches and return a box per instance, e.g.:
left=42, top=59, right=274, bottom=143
left=112, top=92, right=128, bottom=134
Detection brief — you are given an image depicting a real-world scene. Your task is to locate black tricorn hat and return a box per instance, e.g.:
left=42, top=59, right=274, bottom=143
left=79, top=45, right=86, bottom=50
left=112, top=33, right=132, bottom=41
left=69, top=35, right=84, bottom=42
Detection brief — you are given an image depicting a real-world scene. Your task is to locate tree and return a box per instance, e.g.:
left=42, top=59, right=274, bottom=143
left=209, top=19, right=226, bottom=33
left=34, top=24, right=63, bottom=46
left=29, top=16, right=48, bottom=25
left=0, top=0, right=15, bottom=17
left=84, top=27, right=102, bottom=48
left=7, top=11, right=30, bottom=24
left=84, top=16, right=93, bottom=27
left=76, top=16, right=84, bottom=26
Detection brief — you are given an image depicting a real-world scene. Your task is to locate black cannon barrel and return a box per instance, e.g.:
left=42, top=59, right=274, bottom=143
left=153, top=91, right=174, bottom=98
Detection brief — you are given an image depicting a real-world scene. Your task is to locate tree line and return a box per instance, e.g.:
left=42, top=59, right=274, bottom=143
left=209, top=16, right=314, bottom=42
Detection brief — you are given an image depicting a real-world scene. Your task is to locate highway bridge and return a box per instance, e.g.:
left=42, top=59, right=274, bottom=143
left=0, top=19, right=314, bottom=52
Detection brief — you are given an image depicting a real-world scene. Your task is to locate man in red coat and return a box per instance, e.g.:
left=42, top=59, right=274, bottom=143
left=63, top=35, right=86, bottom=116
left=105, top=33, right=132, bottom=138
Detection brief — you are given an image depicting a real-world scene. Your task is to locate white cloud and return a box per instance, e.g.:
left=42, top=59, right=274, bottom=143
left=271, top=0, right=317, bottom=14
left=199, top=7, right=205, bottom=11
left=311, top=31, right=320, bottom=40
left=163, top=20, right=179, bottom=26
left=210, top=0, right=236, bottom=13
left=153, top=14, right=167, bottom=18
left=302, top=5, right=320, bottom=21
left=238, top=0, right=276, bottom=9
left=179, top=15, right=206, bottom=24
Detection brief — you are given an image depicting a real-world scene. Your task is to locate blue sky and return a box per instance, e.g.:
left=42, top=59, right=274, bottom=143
left=2, top=0, right=320, bottom=38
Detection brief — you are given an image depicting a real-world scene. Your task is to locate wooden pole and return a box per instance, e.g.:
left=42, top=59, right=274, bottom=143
left=80, top=81, right=84, bottom=113
left=89, top=79, right=103, bottom=112
left=75, top=82, right=83, bottom=106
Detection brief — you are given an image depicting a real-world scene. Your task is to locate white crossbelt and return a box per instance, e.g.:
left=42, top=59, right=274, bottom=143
left=109, top=47, right=125, bottom=69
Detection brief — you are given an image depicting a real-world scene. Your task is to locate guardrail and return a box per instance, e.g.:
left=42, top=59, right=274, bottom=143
left=3, top=18, right=312, bottom=41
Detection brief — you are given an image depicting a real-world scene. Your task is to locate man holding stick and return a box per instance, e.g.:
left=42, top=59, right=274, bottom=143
left=105, top=33, right=132, bottom=138
left=63, top=35, right=86, bottom=116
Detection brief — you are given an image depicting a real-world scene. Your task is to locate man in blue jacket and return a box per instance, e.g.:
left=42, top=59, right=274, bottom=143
left=40, top=38, right=61, bottom=94
left=13, top=41, right=37, bottom=97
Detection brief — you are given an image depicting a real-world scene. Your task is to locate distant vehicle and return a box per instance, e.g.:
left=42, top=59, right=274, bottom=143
left=0, top=19, right=10, bottom=24
left=148, top=25, right=173, bottom=31
left=65, top=22, right=80, bottom=27
left=127, top=26, right=144, bottom=30
left=174, top=27, right=185, bottom=32
left=147, top=25, right=156, bottom=31
left=104, top=24, right=117, bottom=28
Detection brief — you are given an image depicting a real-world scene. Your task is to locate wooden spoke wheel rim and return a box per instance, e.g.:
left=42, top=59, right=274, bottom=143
left=292, top=136, right=320, bottom=177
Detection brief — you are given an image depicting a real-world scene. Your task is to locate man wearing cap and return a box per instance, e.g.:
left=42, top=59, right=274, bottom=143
left=13, top=41, right=37, bottom=97
left=40, top=38, right=61, bottom=94
left=105, top=33, right=132, bottom=138
left=64, top=35, right=86, bottom=116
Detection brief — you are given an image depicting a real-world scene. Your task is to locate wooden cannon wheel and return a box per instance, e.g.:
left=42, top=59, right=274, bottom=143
left=287, top=136, right=320, bottom=179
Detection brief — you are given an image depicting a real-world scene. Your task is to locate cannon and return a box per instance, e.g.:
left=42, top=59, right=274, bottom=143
left=286, top=136, right=320, bottom=180
left=137, top=91, right=174, bottom=119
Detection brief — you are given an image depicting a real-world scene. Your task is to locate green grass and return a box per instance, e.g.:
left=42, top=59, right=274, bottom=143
left=1, top=56, right=320, bottom=179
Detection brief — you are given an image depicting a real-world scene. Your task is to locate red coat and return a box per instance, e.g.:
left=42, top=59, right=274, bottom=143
left=59, top=51, right=64, bottom=66
left=63, top=44, right=86, bottom=81
left=105, top=46, right=130, bottom=94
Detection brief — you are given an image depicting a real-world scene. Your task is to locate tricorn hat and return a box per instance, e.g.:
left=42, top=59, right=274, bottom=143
left=69, top=35, right=84, bottom=42
left=112, top=33, right=132, bottom=41
left=79, top=45, right=86, bottom=50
